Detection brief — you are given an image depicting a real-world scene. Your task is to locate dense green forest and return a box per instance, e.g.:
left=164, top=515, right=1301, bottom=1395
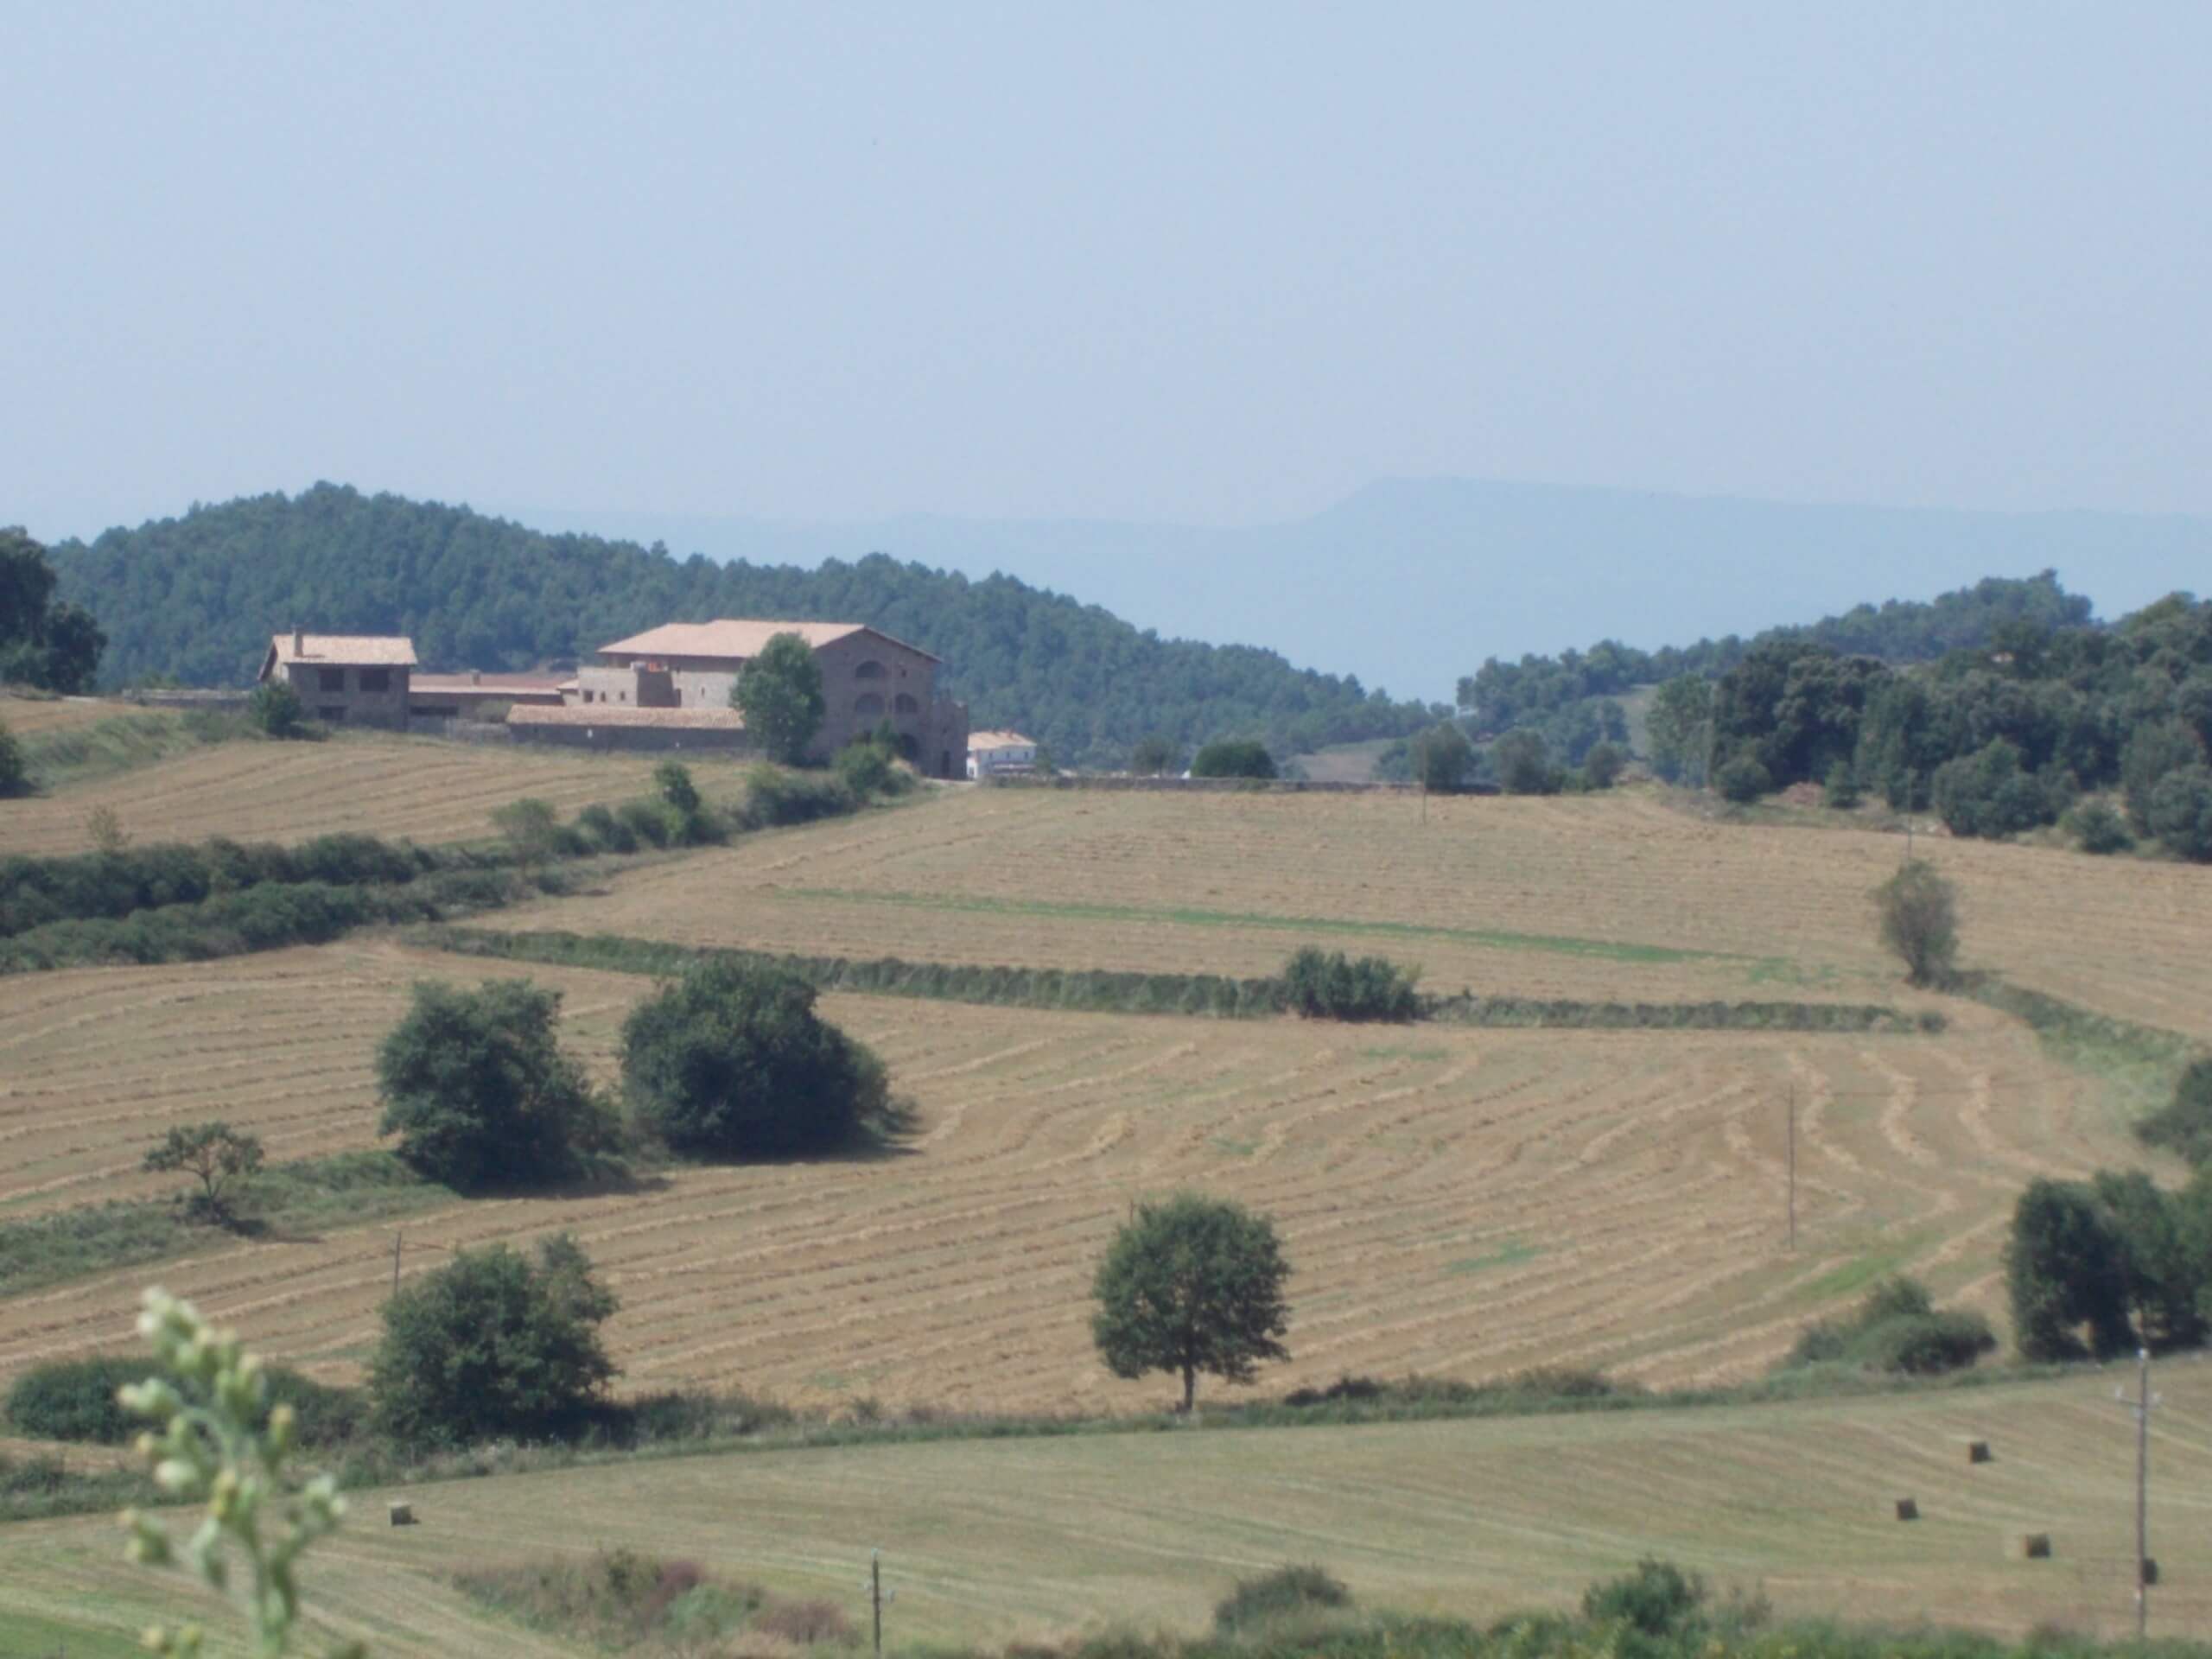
left=48, top=486, right=1439, bottom=766
left=1700, top=592, right=2212, bottom=855
left=1457, top=572, right=2094, bottom=737
left=1376, top=574, right=2106, bottom=784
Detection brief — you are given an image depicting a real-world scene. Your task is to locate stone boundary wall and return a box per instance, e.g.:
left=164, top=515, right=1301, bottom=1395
left=119, top=689, right=254, bottom=712
left=409, top=716, right=514, bottom=744
left=979, top=773, right=1499, bottom=797
left=507, top=721, right=756, bottom=755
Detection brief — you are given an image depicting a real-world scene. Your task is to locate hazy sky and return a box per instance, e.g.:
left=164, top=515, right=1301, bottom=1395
left=5, top=3, right=2208, bottom=544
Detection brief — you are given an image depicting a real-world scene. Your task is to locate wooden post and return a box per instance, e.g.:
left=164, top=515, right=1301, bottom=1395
left=871, top=1549, right=883, bottom=1659
left=392, top=1230, right=403, bottom=1299
left=2134, top=1350, right=2153, bottom=1638
left=1785, top=1083, right=1796, bottom=1251
left=2113, top=1348, right=2158, bottom=1637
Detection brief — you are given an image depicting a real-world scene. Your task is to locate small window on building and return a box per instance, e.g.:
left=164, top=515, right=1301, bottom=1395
left=318, top=667, right=346, bottom=692
left=894, top=693, right=919, bottom=714
left=855, top=692, right=886, bottom=716
left=358, top=668, right=391, bottom=693
left=855, top=660, right=887, bottom=680
left=582, top=690, right=594, bottom=704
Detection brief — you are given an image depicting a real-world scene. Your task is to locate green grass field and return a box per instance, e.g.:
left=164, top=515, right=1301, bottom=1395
left=15, top=1367, right=2212, bottom=1654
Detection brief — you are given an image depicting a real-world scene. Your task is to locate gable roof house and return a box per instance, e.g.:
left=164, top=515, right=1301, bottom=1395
left=257, top=630, right=416, bottom=728
left=967, top=730, right=1039, bottom=779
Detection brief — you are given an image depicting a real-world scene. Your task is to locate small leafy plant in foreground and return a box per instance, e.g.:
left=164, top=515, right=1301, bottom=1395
left=118, top=1287, right=362, bottom=1657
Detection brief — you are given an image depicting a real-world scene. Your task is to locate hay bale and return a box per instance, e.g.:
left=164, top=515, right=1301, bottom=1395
left=2018, top=1533, right=2051, bottom=1560
left=388, top=1502, right=416, bottom=1527
left=1895, top=1497, right=1920, bottom=1521
left=1967, top=1440, right=1992, bottom=1464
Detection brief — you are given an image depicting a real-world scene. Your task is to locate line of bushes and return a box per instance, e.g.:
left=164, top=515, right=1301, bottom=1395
left=1429, top=993, right=1942, bottom=1034
left=417, top=925, right=1297, bottom=1016
left=0, top=829, right=486, bottom=936
left=0, top=865, right=568, bottom=974
left=5, top=1353, right=361, bottom=1448
left=0, top=754, right=923, bottom=979
left=419, top=926, right=1936, bottom=1035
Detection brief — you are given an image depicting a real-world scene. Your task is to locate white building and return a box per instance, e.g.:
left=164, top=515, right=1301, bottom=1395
left=967, top=729, right=1039, bottom=779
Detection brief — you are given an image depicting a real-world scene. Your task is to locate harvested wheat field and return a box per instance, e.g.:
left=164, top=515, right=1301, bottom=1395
left=0, top=941, right=2161, bottom=1413
left=0, top=734, right=713, bottom=855
left=16, top=1368, right=2212, bottom=1653
left=0, top=693, right=168, bottom=738
left=504, top=785, right=2212, bottom=1035
left=0, top=944, right=642, bottom=1218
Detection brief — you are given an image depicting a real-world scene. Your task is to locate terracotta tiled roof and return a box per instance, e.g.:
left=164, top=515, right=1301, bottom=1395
left=595, top=620, right=939, bottom=664
left=267, top=633, right=417, bottom=667
left=969, top=730, right=1035, bottom=750
left=507, top=704, right=747, bottom=731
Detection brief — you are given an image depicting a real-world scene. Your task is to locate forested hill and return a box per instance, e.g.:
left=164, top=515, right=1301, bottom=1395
left=1459, top=572, right=2096, bottom=731
left=50, top=485, right=1439, bottom=766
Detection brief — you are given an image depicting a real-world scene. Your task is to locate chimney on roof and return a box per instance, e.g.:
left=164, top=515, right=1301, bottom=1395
left=292, top=626, right=304, bottom=657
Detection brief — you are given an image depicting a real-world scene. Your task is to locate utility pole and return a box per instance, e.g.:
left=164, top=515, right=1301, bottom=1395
left=1785, top=1083, right=1797, bottom=1251
left=2116, top=1349, right=2159, bottom=1639
left=861, top=1549, right=895, bottom=1659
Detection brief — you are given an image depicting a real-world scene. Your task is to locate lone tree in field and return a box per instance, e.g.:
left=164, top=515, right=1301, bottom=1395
left=733, top=631, right=826, bottom=765
left=143, top=1121, right=264, bottom=1224
left=621, top=957, right=889, bottom=1159
left=1091, top=1192, right=1291, bottom=1412
left=1874, top=858, right=1960, bottom=987
left=369, top=1233, right=617, bottom=1447
left=377, top=978, right=617, bottom=1190
left=1129, top=734, right=1180, bottom=776
left=1411, top=722, right=1474, bottom=791
left=1190, top=737, right=1275, bottom=780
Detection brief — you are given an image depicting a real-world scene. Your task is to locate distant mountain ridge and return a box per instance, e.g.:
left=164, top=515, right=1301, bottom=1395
left=518, top=477, right=2212, bottom=702
left=47, top=485, right=1439, bottom=767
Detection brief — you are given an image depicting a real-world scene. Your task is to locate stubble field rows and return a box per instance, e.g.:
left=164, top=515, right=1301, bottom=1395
left=0, top=694, right=171, bottom=737
left=16, top=1368, right=2212, bottom=1653
left=0, top=734, right=702, bottom=854
left=0, top=941, right=2153, bottom=1414
left=500, top=787, right=2212, bottom=1036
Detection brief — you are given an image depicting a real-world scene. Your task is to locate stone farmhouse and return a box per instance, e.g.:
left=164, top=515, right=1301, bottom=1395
left=254, top=619, right=970, bottom=775
left=517, top=620, right=970, bottom=776
left=257, top=631, right=416, bottom=728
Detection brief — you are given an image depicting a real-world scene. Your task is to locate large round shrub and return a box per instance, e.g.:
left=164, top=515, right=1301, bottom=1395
left=369, top=1234, right=616, bottom=1448
left=1713, top=755, right=1771, bottom=804
left=377, top=978, right=617, bottom=1190
left=620, top=959, right=887, bottom=1158
left=1190, top=738, right=1275, bottom=780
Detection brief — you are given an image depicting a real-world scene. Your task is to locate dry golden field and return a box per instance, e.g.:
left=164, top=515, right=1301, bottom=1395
left=503, top=786, right=2212, bottom=1035
left=16, top=1368, right=2212, bottom=1652
left=0, top=734, right=706, bottom=855
left=0, top=692, right=169, bottom=737
left=0, top=940, right=2158, bottom=1415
